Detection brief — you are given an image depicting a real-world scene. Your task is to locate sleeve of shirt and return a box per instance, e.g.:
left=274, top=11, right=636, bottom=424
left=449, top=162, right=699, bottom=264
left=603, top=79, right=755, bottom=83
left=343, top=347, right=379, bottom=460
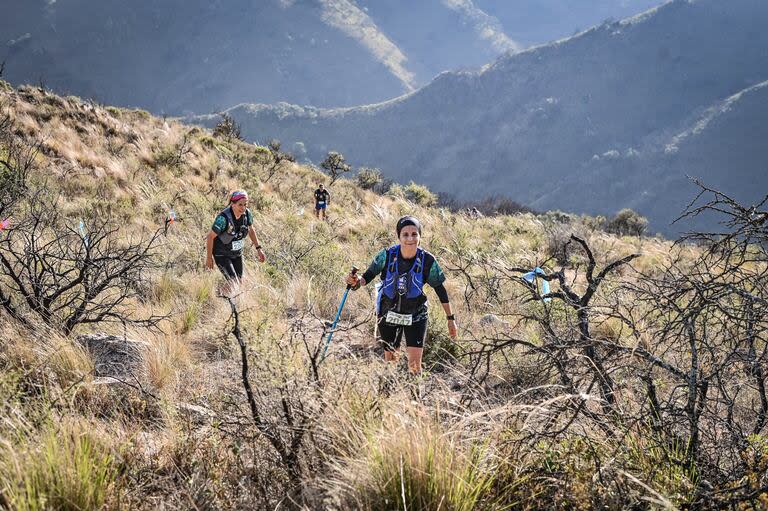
left=211, top=215, right=228, bottom=234
left=362, top=249, right=387, bottom=283
left=433, top=284, right=450, bottom=304
left=426, top=257, right=447, bottom=288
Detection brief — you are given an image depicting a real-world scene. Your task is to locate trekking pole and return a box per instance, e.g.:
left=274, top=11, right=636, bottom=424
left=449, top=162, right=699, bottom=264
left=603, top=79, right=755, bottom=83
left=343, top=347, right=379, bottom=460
left=321, top=266, right=358, bottom=361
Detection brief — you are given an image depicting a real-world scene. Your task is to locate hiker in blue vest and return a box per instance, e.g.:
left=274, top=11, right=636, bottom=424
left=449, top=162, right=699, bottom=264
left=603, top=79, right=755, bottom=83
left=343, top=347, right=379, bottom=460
left=314, top=183, right=330, bottom=220
left=205, top=190, right=266, bottom=295
left=346, top=215, right=457, bottom=374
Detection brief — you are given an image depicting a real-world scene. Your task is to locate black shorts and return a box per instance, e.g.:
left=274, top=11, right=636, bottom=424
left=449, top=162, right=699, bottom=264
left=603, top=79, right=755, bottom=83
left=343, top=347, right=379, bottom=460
left=378, top=316, right=428, bottom=351
left=214, top=254, right=243, bottom=280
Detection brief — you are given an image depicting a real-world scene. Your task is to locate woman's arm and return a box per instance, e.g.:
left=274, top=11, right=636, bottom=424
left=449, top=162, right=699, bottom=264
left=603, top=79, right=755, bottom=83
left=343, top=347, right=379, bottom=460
left=205, top=231, right=217, bottom=270
left=440, top=300, right=458, bottom=339
left=347, top=249, right=387, bottom=289
left=248, top=226, right=265, bottom=262
left=432, top=281, right=457, bottom=339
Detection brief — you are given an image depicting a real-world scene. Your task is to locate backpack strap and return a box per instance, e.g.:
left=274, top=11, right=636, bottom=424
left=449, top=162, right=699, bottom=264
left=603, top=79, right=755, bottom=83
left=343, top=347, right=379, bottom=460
left=221, top=207, right=235, bottom=231
left=387, top=245, right=398, bottom=274
left=413, top=248, right=424, bottom=275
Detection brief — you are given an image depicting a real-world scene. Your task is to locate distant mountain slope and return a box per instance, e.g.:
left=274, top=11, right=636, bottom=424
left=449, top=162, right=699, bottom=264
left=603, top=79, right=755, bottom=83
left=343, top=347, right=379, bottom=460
left=2, top=0, right=406, bottom=113
left=474, top=0, right=662, bottom=47
left=569, top=80, right=768, bottom=234
left=212, top=0, right=768, bottom=233
left=2, top=0, right=662, bottom=114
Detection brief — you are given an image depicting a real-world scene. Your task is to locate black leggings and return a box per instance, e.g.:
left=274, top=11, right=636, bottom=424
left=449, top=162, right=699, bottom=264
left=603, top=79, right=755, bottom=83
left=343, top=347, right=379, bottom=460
left=378, top=317, right=428, bottom=351
left=214, top=254, right=243, bottom=280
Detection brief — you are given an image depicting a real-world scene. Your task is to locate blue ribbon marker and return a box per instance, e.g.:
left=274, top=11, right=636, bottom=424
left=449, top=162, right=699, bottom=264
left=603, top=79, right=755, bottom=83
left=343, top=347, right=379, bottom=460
left=523, top=267, right=551, bottom=302
left=78, top=220, right=89, bottom=248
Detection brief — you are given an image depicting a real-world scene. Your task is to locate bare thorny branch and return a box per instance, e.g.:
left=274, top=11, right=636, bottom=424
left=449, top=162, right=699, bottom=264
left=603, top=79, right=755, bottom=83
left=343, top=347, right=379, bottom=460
left=446, top=182, right=768, bottom=506
left=0, top=190, right=167, bottom=334
left=225, top=298, right=328, bottom=492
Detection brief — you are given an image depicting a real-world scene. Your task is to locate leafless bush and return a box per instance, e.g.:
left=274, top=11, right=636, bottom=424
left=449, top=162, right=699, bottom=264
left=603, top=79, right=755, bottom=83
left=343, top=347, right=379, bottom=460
left=223, top=301, right=337, bottom=505
left=0, top=189, right=166, bottom=334
left=153, top=133, right=192, bottom=173
left=0, top=103, right=33, bottom=218
left=448, top=181, right=768, bottom=507
left=474, top=195, right=535, bottom=216
left=263, top=139, right=295, bottom=182
left=542, top=222, right=582, bottom=266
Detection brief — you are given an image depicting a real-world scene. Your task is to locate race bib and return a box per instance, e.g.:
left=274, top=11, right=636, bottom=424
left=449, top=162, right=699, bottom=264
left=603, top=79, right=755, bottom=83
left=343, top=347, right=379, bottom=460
left=231, top=239, right=244, bottom=251
left=385, top=310, right=413, bottom=326
left=317, top=201, right=325, bottom=206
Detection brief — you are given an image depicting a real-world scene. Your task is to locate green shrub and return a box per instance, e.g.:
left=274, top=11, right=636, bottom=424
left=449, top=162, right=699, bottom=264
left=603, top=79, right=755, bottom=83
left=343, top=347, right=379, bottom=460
left=320, top=151, right=351, bottom=185
left=493, top=433, right=697, bottom=510
left=356, top=167, right=383, bottom=191
left=0, top=423, right=117, bottom=511
left=605, top=208, right=648, bottom=237
left=105, top=106, right=122, bottom=118
left=346, top=420, right=494, bottom=511
left=387, top=181, right=438, bottom=207
left=199, top=135, right=217, bottom=149
left=403, top=181, right=438, bottom=207
left=423, top=307, right=460, bottom=370
left=130, top=108, right=151, bottom=120
left=212, top=113, right=242, bottom=141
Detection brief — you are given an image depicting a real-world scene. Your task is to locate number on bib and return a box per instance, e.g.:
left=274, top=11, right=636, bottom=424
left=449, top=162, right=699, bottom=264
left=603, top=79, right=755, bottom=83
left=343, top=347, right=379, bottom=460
left=385, top=311, right=413, bottom=326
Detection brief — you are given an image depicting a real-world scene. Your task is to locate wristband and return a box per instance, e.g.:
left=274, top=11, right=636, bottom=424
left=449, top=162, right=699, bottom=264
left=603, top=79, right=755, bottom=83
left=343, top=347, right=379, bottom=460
left=254, top=245, right=262, bottom=250
left=446, top=314, right=455, bottom=321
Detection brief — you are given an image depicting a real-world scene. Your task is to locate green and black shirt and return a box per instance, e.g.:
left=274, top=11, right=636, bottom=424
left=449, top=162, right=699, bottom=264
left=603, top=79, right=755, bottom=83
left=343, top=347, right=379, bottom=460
left=211, top=207, right=253, bottom=257
left=362, top=247, right=450, bottom=322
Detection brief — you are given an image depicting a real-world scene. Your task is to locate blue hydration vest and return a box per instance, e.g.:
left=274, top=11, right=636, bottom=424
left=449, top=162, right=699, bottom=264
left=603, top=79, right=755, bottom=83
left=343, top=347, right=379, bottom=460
left=378, top=245, right=426, bottom=309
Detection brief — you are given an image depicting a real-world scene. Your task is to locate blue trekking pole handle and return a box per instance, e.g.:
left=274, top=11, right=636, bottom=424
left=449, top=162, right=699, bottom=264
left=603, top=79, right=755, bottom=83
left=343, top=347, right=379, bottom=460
left=321, top=266, right=358, bottom=360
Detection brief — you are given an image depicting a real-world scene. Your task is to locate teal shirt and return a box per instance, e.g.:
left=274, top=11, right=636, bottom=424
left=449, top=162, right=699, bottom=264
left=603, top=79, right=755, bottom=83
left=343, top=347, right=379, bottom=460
left=211, top=208, right=253, bottom=256
left=363, top=247, right=447, bottom=321
left=364, top=248, right=446, bottom=289
left=211, top=209, right=253, bottom=234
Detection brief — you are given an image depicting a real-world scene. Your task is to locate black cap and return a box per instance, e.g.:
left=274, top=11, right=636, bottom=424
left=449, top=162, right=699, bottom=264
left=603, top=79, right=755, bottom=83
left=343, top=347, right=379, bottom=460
left=396, top=215, right=421, bottom=236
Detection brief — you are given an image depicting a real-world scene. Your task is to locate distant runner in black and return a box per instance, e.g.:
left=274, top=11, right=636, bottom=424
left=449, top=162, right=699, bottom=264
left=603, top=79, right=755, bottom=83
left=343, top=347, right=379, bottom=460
left=205, top=190, right=266, bottom=296
left=314, top=183, right=330, bottom=220
left=346, top=215, right=458, bottom=374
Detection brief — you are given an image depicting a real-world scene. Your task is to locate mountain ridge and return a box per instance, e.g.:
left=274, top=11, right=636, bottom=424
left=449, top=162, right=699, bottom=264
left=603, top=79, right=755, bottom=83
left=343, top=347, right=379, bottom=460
left=209, top=0, right=768, bottom=234
left=2, top=0, right=661, bottom=113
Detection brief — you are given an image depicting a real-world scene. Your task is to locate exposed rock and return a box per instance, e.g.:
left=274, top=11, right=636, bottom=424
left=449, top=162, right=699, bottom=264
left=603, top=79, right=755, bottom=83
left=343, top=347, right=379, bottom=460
left=76, top=333, right=149, bottom=379
left=478, top=314, right=509, bottom=328
left=176, top=402, right=215, bottom=425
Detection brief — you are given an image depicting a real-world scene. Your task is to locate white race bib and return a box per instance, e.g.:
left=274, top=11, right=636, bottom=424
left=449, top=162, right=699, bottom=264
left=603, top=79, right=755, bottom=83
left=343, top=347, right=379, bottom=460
left=317, top=201, right=325, bottom=206
left=385, top=310, right=413, bottom=326
left=231, top=239, right=244, bottom=251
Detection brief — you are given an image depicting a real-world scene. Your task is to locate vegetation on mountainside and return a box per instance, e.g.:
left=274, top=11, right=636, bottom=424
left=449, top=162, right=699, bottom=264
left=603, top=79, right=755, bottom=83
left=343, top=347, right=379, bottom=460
left=0, top=84, right=766, bottom=510
left=320, top=151, right=352, bottom=185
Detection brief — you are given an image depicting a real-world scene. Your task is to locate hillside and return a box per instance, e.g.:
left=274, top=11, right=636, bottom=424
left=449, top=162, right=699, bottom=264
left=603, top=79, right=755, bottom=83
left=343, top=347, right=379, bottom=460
left=1, top=84, right=767, bottom=509
left=213, top=0, right=768, bottom=234
left=561, top=79, right=768, bottom=234
left=1, top=0, right=660, bottom=114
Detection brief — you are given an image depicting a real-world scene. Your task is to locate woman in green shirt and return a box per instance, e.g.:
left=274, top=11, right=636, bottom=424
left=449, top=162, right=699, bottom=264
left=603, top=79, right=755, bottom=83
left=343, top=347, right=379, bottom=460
left=346, top=216, right=457, bottom=374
